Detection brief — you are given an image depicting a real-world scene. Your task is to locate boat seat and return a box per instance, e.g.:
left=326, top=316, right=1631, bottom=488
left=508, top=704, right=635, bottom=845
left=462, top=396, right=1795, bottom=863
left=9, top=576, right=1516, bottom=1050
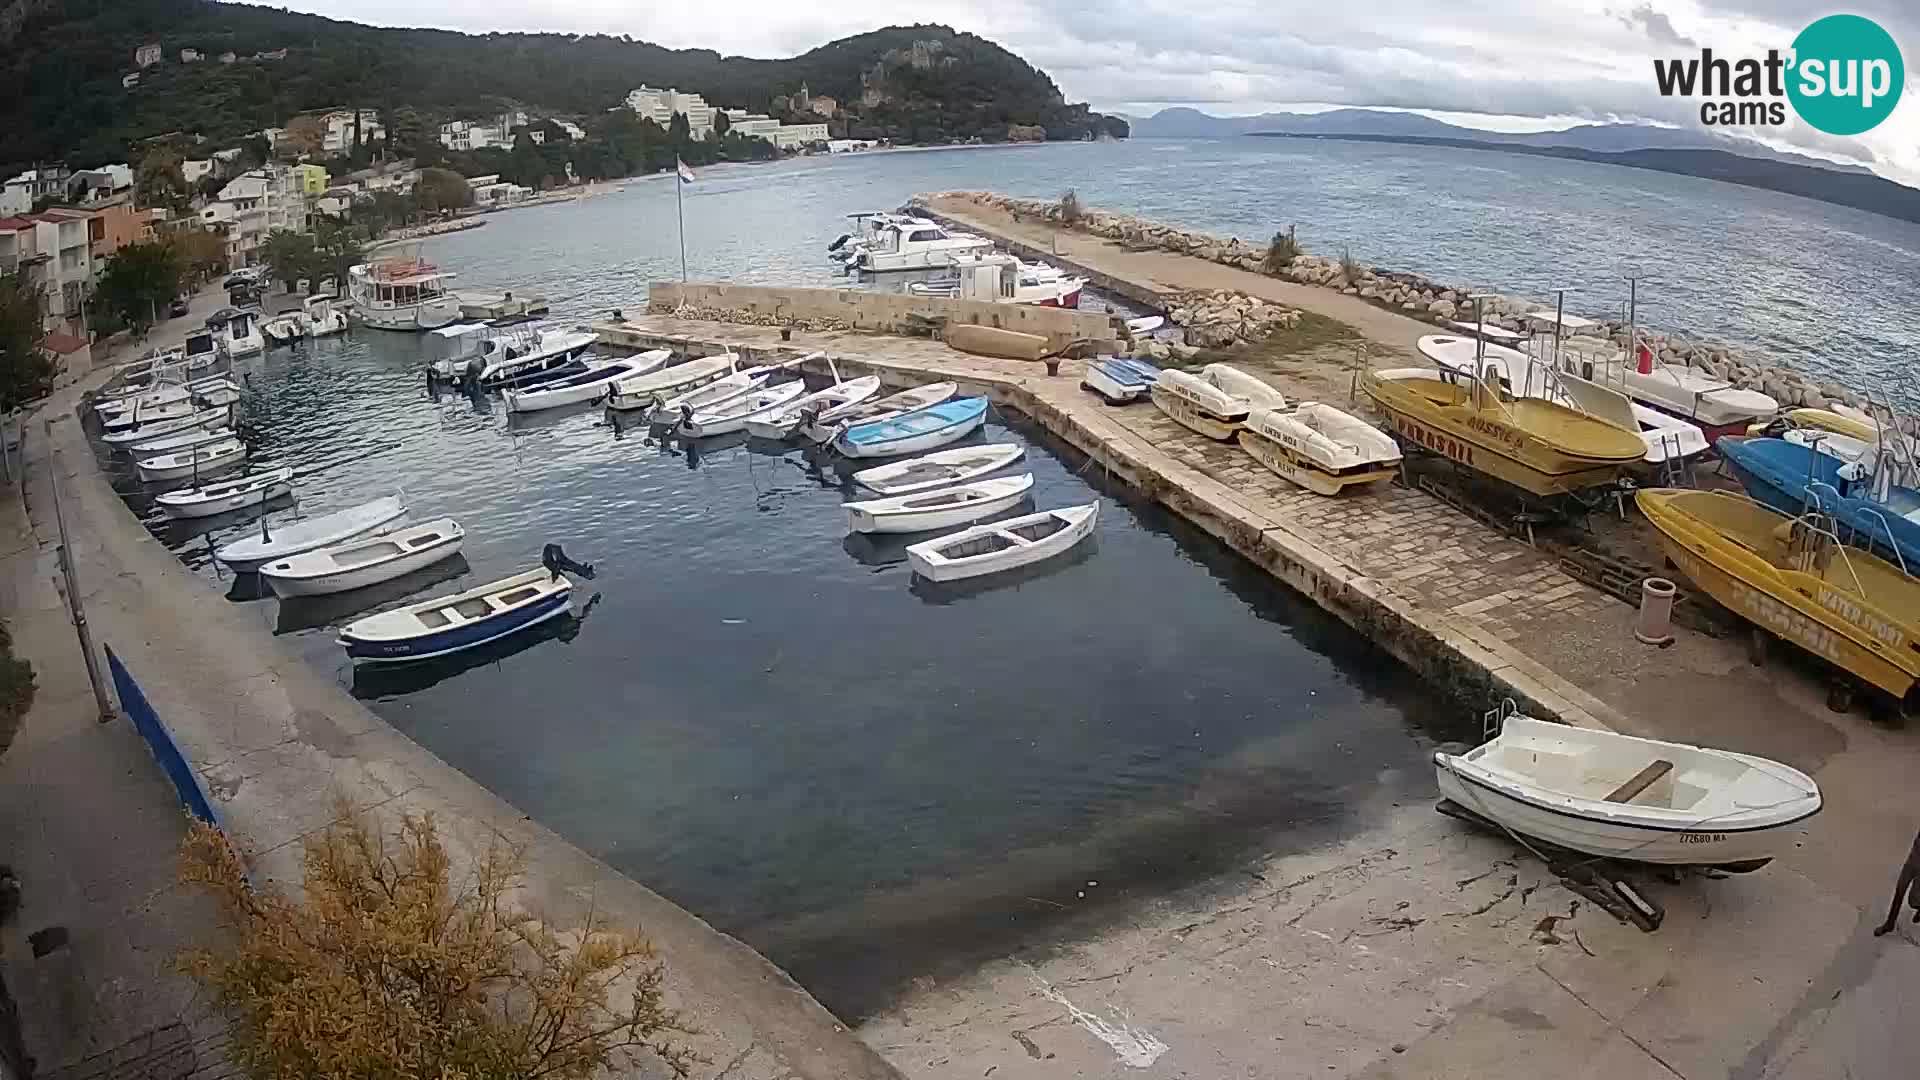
left=1604, top=760, right=1674, bottom=803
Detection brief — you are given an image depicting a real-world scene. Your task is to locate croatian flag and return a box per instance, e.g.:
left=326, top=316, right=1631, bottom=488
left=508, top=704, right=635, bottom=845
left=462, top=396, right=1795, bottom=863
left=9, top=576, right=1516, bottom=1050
left=676, top=158, right=696, bottom=184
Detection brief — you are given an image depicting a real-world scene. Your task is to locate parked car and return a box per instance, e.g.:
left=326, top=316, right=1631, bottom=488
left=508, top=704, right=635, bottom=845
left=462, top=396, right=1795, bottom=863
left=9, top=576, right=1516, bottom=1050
left=168, top=296, right=190, bottom=318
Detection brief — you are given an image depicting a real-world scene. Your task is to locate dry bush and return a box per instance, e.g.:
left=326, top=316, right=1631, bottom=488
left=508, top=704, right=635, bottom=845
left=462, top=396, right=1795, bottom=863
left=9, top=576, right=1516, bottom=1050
left=1340, top=245, right=1361, bottom=283
left=1057, top=187, right=1083, bottom=225
left=1264, top=229, right=1300, bottom=273
left=178, top=805, right=697, bottom=1080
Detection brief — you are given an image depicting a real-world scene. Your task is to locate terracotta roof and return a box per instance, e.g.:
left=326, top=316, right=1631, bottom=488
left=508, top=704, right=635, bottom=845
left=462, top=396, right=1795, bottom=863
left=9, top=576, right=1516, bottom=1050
left=0, top=215, right=34, bottom=231
left=42, top=332, right=88, bottom=355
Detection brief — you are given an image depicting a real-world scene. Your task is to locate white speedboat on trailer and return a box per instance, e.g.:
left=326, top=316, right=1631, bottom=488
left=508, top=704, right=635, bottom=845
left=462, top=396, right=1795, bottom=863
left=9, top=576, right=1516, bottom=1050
left=215, top=495, right=407, bottom=572
left=906, top=503, right=1099, bottom=582
left=339, top=567, right=572, bottom=663
left=853, top=443, right=1026, bottom=496
left=260, top=518, right=465, bottom=597
left=1238, top=403, right=1402, bottom=495
left=1150, top=364, right=1287, bottom=440
left=606, top=354, right=738, bottom=412
left=129, top=425, right=235, bottom=456
left=744, top=376, right=883, bottom=440
left=649, top=370, right=765, bottom=424
left=799, top=381, right=957, bottom=444
left=100, top=405, right=231, bottom=446
left=676, top=381, right=808, bottom=439
left=348, top=256, right=463, bottom=331
left=834, top=397, right=989, bottom=459
left=1433, top=709, right=1820, bottom=871
left=845, top=473, right=1035, bottom=534
left=852, top=221, right=995, bottom=272
left=154, top=466, right=293, bottom=520
left=205, top=307, right=265, bottom=359
left=503, top=352, right=669, bottom=413
left=135, top=437, right=247, bottom=483
left=1083, top=357, right=1160, bottom=404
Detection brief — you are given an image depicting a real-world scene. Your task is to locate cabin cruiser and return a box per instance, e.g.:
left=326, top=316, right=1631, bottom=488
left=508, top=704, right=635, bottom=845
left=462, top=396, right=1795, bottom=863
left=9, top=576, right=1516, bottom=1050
left=262, top=294, right=350, bottom=344
left=429, top=323, right=599, bottom=386
left=205, top=307, right=265, bottom=359
left=850, top=221, right=995, bottom=272
left=348, top=256, right=463, bottom=330
left=828, top=212, right=926, bottom=262
left=907, top=253, right=1085, bottom=308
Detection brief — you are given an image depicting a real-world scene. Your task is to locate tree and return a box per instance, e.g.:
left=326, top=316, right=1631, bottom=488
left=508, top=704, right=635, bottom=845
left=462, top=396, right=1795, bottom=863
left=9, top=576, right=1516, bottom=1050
left=0, top=272, right=55, bottom=414
left=260, top=230, right=317, bottom=292
left=94, top=242, right=183, bottom=331
left=415, top=167, right=472, bottom=216
left=711, top=110, right=731, bottom=137
left=167, top=228, right=229, bottom=283
left=311, top=218, right=359, bottom=293
left=136, top=152, right=190, bottom=212
left=177, top=807, right=698, bottom=1080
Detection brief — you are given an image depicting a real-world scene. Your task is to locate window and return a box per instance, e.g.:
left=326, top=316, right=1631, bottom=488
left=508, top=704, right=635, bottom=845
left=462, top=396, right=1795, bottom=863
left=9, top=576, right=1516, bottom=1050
left=907, top=229, right=941, bottom=243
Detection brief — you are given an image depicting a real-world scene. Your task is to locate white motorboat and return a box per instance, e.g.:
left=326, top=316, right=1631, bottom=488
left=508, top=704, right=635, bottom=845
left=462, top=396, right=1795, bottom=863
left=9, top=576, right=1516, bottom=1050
left=799, top=381, right=957, bottom=444
left=906, top=503, right=1099, bottom=582
left=648, top=370, right=765, bottom=423
left=1083, top=357, right=1160, bottom=404
left=845, top=474, right=1035, bottom=534
left=744, top=376, right=882, bottom=440
left=100, top=405, right=231, bottom=446
left=101, top=396, right=202, bottom=433
left=676, top=381, right=807, bottom=439
left=1559, top=340, right=1778, bottom=434
left=852, top=221, right=995, bottom=272
left=1150, top=364, right=1286, bottom=440
left=215, top=495, right=407, bottom=571
left=464, top=328, right=602, bottom=387
left=502, top=353, right=666, bottom=413
left=853, top=443, right=1026, bottom=496
left=606, top=354, right=738, bottom=411
left=262, top=294, right=351, bottom=345
left=907, top=253, right=1086, bottom=308
left=348, top=256, right=463, bottom=331
left=1238, top=403, right=1401, bottom=495
left=135, top=437, right=247, bottom=483
left=338, top=568, right=572, bottom=663
left=206, top=307, right=265, bottom=359
left=129, top=425, right=235, bottom=455
left=154, top=467, right=294, bottom=519
left=828, top=211, right=925, bottom=261
left=1433, top=712, right=1820, bottom=870
left=260, top=518, right=465, bottom=597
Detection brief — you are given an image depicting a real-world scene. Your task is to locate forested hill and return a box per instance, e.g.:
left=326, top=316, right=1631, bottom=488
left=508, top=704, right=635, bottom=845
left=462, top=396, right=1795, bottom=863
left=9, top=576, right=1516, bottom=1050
left=2, top=1, right=1126, bottom=171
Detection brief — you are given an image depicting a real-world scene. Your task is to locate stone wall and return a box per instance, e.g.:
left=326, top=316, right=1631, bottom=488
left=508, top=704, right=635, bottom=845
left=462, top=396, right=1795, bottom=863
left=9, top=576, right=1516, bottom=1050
left=645, top=281, right=1118, bottom=349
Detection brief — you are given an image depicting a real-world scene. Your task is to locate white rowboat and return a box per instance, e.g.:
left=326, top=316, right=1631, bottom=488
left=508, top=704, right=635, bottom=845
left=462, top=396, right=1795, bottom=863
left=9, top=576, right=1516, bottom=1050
left=215, top=495, right=407, bottom=571
left=101, top=406, right=231, bottom=446
left=853, top=443, right=1026, bottom=496
left=135, top=438, right=247, bottom=482
left=154, top=467, right=293, bottom=519
left=130, top=426, right=236, bottom=455
left=906, top=503, right=1099, bottom=582
left=745, top=376, right=882, bottom=440
left=845, top=473, right=1035, bottom=533
left=800, top=381, right=957, bottom=444
left=260, top=518, right=465, bottom=597
left=502, top=352, right=667, bottom=413
left=677, top=381, right=807, bottom=439
left=1434, top=713, right=1820, bottom=870
left=650, top=371, right=765, bottom=424
left=605, top=354, right=737, bottom=411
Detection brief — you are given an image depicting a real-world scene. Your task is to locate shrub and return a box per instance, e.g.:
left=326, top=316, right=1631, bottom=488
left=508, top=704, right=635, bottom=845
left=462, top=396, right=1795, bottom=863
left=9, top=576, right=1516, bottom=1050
left=1058, top=187, right=1083, bottom=225
left=0, top=622, right=33, bottom=759
left=177, top=804, right=698, bottom=1080
left=1340, top=245, right=1361, bottom=283
left=1264, top=229, right=1300, bottom=273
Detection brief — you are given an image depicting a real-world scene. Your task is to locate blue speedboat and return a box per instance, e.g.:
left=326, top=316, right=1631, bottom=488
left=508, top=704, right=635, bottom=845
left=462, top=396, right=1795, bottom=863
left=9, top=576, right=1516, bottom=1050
left=834, top=396, right=989, bottom=458
left=1717, top=436, right=1920, bottom=570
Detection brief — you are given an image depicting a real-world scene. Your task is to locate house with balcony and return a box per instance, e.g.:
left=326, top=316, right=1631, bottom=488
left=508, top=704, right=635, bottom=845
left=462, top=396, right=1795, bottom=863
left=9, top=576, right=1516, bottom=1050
left=24, top=209, right=94, bottom=334
left=203, top=167, right=311, bottom=266
left=2, top=167, right=72, bottom=215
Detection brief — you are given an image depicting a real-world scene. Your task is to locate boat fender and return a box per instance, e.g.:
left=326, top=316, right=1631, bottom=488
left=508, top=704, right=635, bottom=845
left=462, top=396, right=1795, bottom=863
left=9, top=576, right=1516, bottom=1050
left=542, top=544, right=595, bottom=582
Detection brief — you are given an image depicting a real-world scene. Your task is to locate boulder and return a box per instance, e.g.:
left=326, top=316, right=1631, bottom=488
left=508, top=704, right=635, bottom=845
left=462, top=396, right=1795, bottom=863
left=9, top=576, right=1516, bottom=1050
left=1427, top=298, right=1457, bottom=319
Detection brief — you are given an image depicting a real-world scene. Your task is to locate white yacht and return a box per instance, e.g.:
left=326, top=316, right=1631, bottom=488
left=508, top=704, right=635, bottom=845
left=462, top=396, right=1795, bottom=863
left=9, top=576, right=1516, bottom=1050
left=851, top=221, right=995, bottom=272
left=907, top=253, right=1086, bottom=308
left=205, top=307, right=264, bottom=359
left=348, top=256, right=463, bottom=331
left=828, top=212, right=925, bottom=261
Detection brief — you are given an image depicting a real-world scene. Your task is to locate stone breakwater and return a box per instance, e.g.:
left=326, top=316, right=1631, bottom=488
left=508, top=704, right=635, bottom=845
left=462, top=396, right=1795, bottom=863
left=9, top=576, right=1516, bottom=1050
left=918, top=191, right=1883, bottom=415
left=650, top=301, right=854, bottom=333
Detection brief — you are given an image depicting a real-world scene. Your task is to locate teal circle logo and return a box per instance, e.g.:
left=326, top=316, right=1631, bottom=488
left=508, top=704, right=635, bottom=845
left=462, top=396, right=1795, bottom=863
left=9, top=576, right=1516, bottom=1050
left=1787, top=14, right=1904, bottom=135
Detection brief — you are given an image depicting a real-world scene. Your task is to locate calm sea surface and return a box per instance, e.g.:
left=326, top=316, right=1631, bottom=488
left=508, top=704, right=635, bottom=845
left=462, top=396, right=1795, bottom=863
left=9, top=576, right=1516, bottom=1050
left=107, top=139, right=1918, bottom=1015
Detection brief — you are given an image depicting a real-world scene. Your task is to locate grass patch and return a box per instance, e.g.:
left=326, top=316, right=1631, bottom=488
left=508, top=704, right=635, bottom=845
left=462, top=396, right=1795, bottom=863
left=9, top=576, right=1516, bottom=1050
left=1256, top=311, right=1362, bottom=357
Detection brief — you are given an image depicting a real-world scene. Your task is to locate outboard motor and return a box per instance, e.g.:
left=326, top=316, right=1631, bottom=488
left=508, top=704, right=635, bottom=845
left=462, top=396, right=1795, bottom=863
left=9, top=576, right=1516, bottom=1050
left=827, top=233, right=851, bottom=254
left=542, top=544, right=595, bottom=581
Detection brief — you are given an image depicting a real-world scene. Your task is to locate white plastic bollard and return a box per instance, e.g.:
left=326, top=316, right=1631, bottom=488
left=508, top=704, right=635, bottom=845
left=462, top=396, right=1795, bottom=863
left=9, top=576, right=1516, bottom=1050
left=1635, top=577, right=1677, bottom=646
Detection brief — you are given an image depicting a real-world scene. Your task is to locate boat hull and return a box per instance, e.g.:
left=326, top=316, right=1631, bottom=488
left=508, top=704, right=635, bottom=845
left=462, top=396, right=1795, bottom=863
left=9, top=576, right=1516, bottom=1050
left=606, top=362, right=733, bottom=412
left=355, top=294, right=464, bottom=332
left=136, top=445, right=246, bottom=483
left=216, top=498, right=408, bottom=571
left=157, top=476, right=292, bottom=519
left=845, top=476, right=1033, bottom=534
left=1717, top=437, right=1920, bottom=571
left=834, top=409, right=985, bottom=459
left=262, top=533, right=464, bottom=597
left=341, top=590, right=570, bottom=662
left=502, top=366, right=632, bottom=413
left=1237, top=427, right=1397, bottom=496
left=1149, top=385, right=1242, bottom=440
left=907, top=504, right=1098, bottom=582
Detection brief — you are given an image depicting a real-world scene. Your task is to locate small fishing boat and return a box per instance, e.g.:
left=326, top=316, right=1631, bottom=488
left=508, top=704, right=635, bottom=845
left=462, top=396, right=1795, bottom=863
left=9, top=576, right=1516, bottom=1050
left=100, top=405, right=231, bottom=446
left=1150, top=364, right=1287, bottom=440
left=834, top=396, right=989, bottom=459
left=1361, top=368, right=1645, bottom=497
left=215, top=495, right=407, bottom=572
left=135, top=438, right=247, bottom=483
left=96, top=377, right=238, bottom=420
left=906, top=503, right=1099, bottom=582
left=799, top=381, right=957, bottom=444
left=605, top=354, right=737, bottom=411
left=101, top=397, right=204, bottom=433
left=1238, top=403, right=1401, bottom=495
left=1083, top=357, right=1160, bottom=404
left=502, top=352, right=668, bottom=413
left=649, top=370, right=765, bottom=424
left=845, top=473, right=1035, bottom=534
left=1638, top=488, right=1920, bottom=701
left=260, top=518, right=465, bottom=597
left=129, top=425, right=236, bottom=456
left=1716, top=436, right=1920, bottom=573
left=853, top=443, right=1027, bottom=496
left=677, top=381, right=807, bottom=439
left=1434, top=709, right=1821, bottom=870
left=744, top=376, right=882, bottom=440
left=338, top=567, right=572, bottom=662
left=154, top=466, right=294, bottom=519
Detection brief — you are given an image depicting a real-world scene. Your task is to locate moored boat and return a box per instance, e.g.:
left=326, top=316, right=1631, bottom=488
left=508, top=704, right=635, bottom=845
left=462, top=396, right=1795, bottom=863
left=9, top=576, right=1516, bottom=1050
left=605, top=354, right=737, bottom=412
left=1237, top=403, right=1401, bottom=495
left=134, top=438, right=247, bottom=483
left=260, top=518, right=465, bottom=597
left=338, top=567, right=572, bottom=662
left=129, top=425, right=236, bottom=456
left=348, top=256, right=463, bottom=331
left=1717, top=436, right=1920, bottom=571
left=744, top=376, right=882, bottom=440
left=648, top=370, right=764, bottom=424
left=154, top=466, right=294, bottom=519
left=215, top=495, right=408, bottom=571
left=1434, top=710, right=1821, bottom=870
left=845, top=473, right=1035, bottom=534
left=100, top=405, right=231, bottom=446
left=853, top=443, right=1026, bottom=496
left=502, top=352, right=667, bottom=413
left=906, top=503, right=1099, bottom=582
left=833, top=396, right=989, bottom=459
left=799, top=381, right=957, bottom=444
left=677, top=381, right=808, bottom=439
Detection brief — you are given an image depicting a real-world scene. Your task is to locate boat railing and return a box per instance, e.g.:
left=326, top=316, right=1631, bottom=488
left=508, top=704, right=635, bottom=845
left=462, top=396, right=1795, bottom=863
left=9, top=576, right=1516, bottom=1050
left=1482, top=698, right=1521, bottom=742
left=1780, top=500, right=1875, bottom=594
left=1803, top=480, right=1908, bottom=578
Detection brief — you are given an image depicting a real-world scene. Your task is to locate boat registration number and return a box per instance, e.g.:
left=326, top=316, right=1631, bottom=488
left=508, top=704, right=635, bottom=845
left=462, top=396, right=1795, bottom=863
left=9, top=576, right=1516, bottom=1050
left=1679, top=832, right=1727, bottom=845
left=1390, top=417, right=1474, bottom=466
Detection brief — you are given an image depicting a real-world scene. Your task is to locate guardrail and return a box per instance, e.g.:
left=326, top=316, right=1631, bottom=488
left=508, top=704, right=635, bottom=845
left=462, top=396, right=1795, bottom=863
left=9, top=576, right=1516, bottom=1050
left=104, top=646, right=221, bottom=828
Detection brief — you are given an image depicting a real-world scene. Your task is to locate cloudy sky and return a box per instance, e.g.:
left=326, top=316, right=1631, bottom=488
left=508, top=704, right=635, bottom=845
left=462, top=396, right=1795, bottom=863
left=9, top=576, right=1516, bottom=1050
left=261, top=1, right=1917, bottom=184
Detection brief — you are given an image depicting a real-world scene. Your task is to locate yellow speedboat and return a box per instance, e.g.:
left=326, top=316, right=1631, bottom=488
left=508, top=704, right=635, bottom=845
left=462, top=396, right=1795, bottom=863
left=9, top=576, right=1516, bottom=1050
left=1361, top=368, right=1645, bottom=496
left=1784, top=407, right=1876, bottom=442
left=1638, top=489, right=1920, bottom=700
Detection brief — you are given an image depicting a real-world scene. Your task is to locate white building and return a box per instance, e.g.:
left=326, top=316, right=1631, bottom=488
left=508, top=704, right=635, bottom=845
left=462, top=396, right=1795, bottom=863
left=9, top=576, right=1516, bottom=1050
left=718, top=111, right=827, bottom=149
left=135, top=43, right=162, bottom=68
left=1, top=168, right=70, bottom=215
left=626, top=86, right=714, bottom=135
left=557, top=120, right=586, bottom=141
left=203, top=167, right=311, bottom=266
left=770, top=122, right=829, bottom=149
left=316, top=109, right=385, bottom=154
left=438, top=111, right=527, bottom=152
left=471, top=180, right=533, bottom=207
left=182, top=159, right=214, bottom=184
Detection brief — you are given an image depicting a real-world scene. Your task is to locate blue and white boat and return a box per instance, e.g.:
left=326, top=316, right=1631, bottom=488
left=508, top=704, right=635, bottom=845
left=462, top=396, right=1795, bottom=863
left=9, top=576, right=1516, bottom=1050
left=1718, top=436, right=1920, bottom=571
left=338, top=567, right=572, bottom=663
left=1083, top=357, right=1161, bottom=404
left=833, top=396, right=989, bottom=459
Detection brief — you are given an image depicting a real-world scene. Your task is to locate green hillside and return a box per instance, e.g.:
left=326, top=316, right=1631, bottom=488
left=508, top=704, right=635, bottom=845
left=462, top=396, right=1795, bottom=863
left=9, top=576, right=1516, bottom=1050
left=2, top=1, right=1127, bottom=172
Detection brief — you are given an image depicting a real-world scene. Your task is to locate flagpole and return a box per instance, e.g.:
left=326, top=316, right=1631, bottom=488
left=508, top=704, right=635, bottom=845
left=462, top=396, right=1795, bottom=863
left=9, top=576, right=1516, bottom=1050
left=675, top=161, right=688, bottom=283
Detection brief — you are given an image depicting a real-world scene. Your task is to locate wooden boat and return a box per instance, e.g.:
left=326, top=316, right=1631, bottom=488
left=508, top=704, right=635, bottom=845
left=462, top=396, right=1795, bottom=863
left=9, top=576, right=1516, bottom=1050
left=502, top=353, right=665, bottom=413
left=1083, top=358, right=1160, bottom=404
left=649, top=371, right=766, bottom=424
left=1434, top=710, right=1820, bottom=870
left=129, top=425, right=235, bottom=456
left=96, top=377, right=238, bottom=420
left=215, top=495, right=407, bottom=571
left=1638, top=488, right=1920, bottom=700
left=135, top=438, right=247, bottom=482
left=834, top=397, right=989, bottom=459
left=744, top=376, right=882, bottom=440
left=338, top=568, right=571, bottom=663
left=260, top=518, right=465, bottom=597
left=605, top=353, right=737, bottom=411
left=854, top=443, right=1026, bottom=496
left=944, top=323, right=1049, bottom=362
left=1237, top=404, right=1401, bottom=495
left=845, top=474, right=1035, bottom=534
left=677, top=381, right=807, bottom=439
left=100, top=406, right=230, bottom=446
left=906, top=503, right=1099, bottom=582
left=800, top=381, right=957, bottom=444
left=1150, top=364, right=1287, bottom=440
left=1360, top=368, right=1644, bottom=497
left=101, top=397, right=203, bottom=433
left=154, top=466, right=293, bottom=520
left=1717, top=437, right=1920, bottom=571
